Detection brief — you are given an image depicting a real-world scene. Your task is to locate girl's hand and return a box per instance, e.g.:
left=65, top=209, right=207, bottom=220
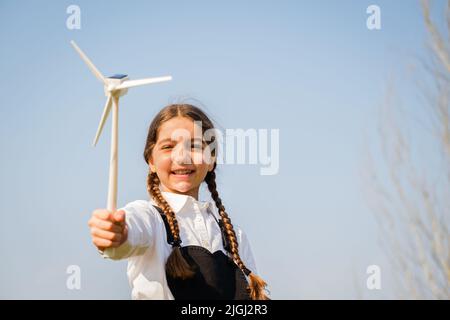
left=88, top=209, right=128, bottom=251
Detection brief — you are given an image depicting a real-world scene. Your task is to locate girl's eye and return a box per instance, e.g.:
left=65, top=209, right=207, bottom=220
left=162, top=145, right=173, bottom=150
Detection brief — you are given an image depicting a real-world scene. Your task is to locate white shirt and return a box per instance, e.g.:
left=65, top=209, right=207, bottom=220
left=101, top=191, right=258, bottom=300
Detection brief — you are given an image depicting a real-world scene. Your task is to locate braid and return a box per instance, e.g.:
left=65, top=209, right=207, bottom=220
left=147, top=171, right=195, bottom=279
left=205, top=170, right=270, bottom=300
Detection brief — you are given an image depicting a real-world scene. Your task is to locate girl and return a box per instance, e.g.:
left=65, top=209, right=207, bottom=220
left=88, top=104, right=269, bottom=300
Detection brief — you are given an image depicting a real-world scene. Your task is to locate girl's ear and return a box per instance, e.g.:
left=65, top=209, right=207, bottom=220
left=149, top=157, right=157, bottom=173
left=207, top=159, right=216, bottom=172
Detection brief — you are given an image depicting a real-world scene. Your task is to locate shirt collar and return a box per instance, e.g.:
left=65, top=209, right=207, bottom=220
left=158, top=191, right=212, bottom=214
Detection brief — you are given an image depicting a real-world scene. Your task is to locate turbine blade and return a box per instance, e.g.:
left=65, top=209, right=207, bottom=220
left=71, top=40, right=106, bottom=84
left=92, top=95, right=113, bottom=146
left=115, top=76, right=172, bottom=90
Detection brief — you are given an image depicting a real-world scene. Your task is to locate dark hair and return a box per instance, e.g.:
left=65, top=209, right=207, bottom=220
left=143, top=104, right=269, bottom=299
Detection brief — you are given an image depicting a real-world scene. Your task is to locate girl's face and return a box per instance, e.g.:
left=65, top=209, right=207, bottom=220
left=149, top=116, right=215, bottom=199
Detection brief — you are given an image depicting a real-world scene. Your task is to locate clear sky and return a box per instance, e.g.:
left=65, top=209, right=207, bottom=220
left=0, top=0, right=442, bottom=299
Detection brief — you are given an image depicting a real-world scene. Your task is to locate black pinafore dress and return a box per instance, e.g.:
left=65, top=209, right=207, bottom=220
left=153, top=205, right=251, bottom=300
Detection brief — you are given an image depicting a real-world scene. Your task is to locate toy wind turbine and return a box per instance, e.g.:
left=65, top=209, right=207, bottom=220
left=71, top=40, right=172, bottom=212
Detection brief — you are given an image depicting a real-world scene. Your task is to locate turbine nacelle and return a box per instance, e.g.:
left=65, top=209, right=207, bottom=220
left=105, top=74, right=129, bottom=97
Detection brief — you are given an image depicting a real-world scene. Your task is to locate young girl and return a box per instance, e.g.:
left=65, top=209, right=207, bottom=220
left=88, top=104, right=269, bottom=300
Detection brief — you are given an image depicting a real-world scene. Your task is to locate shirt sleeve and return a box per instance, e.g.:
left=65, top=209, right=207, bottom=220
left=99, top=200, right=153, bottom=260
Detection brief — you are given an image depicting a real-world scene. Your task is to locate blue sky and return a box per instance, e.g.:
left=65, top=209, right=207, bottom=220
left=0, top=0, right=443, bottom=299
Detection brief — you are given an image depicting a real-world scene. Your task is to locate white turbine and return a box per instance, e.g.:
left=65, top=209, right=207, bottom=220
left=71, top=40, right=172, bottom=212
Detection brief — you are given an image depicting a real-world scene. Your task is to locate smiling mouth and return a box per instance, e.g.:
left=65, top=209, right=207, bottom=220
left=171, top=169, right=195, bottom=176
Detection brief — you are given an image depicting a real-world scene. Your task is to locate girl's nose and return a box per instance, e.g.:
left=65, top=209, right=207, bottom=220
left=172, top=143, right=192, bottom=165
